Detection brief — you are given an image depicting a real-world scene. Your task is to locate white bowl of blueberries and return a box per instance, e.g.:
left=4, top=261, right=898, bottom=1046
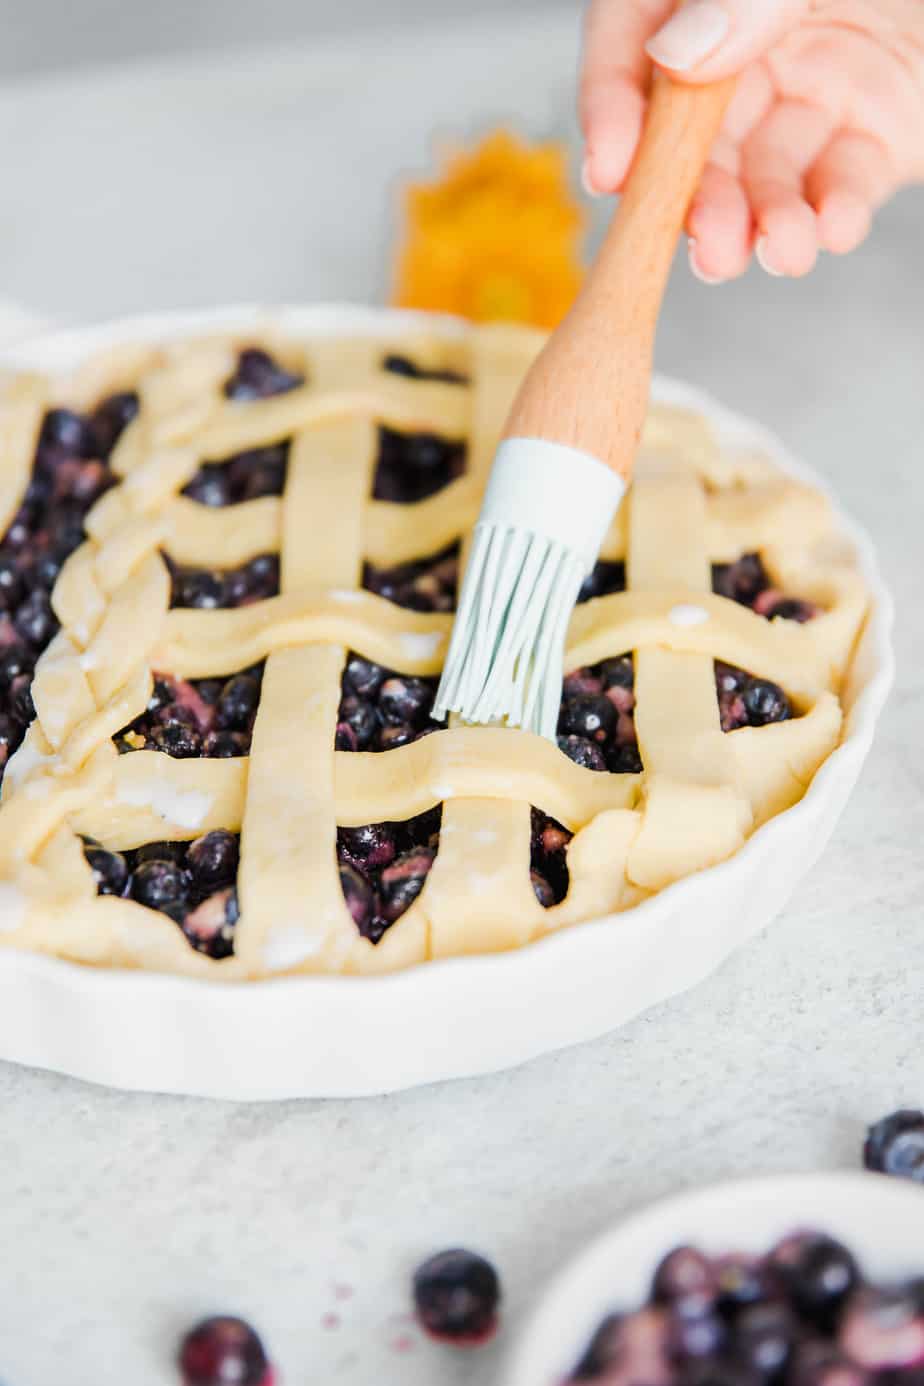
left=503, top=1112, right=924, bottom=1386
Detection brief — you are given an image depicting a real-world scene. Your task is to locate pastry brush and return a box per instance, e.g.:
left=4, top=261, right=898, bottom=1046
left=434, top=63, right=735, bottom=739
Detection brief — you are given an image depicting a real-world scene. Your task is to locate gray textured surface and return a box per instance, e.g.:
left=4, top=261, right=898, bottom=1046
left=0, top=8, right=922, bottom=1385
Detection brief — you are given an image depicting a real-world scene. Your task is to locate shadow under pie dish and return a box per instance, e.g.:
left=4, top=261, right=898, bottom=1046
left=0, top=307, right=891, bottom=1095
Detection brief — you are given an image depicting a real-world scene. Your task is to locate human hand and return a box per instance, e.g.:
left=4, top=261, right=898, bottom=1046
left=581, top=0, right=924, bottom=280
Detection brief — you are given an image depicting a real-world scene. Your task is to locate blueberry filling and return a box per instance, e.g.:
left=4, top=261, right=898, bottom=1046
left=224, top=346, right=304, bottom=402
left=530, top=807, right=572, bottom=908
left=0, top=393, right=137, bottom=786
left=336, top=653, right=445, bottom=752
left=338, top=805, right=441, bottom=942
left=713, top=552, right=818, bottom=623
left=166, top=552, right=280, bottom=608
left=557, top=656, right=640, bottom=774
left=577, top=560, right=627, bottom=604
left=182, top=443, right=290, bottom=507
left=372, top=429, right=467, bottom=504
left=565, top=1230, right=923, bottom=1386
left=115, top=664, right=265, bottom=758
left=362, top=541, right=459, bottom=612
left=715, top=661, right=792, bottom=731
left=383, top=353, right=469, bottom=386
left=82, top=829, right=240, bottom=959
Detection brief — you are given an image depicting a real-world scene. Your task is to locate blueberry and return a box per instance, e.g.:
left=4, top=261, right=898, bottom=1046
left=184, top=464, right=232, bottom=508
left=377, top=723, right=418, bottom=751
left=187, top=831, right=239, bottom=895
left=29, top=550, right=64, bottom=590
left=557, top=734, right=607, bottom=772
left=39, top=408, right=95, bottom=458
left=241, top=553, right=279, bottom=601
left=129, top=858, right=189, bottom=919
left=343, top=655, right=386, bottom=699
left=670, top=1301, right=729, bottom=1362
left=0, top=642, right=34, bottom=687
left=338, top=823, right=396, bottom=871
left=716, top=1256, right=774, bottom=1317
left=568, top=1314, right=624, bottom=1379
left=733, top=1300, right=798, bottom=1377
left=8, top=675, right=35, bottom=727
left=178, top=1314, right=271, bottom=1386
left=379, top=847, right=434, bottom=922
left=90, top=391, right=139, bottom=458
left=378, top=676, right=434, bottom=726
left=530, top=869, right=556, bottom=909
left=14, top=589, right=57, bottom=647
left=653, top=1248, right=718, bottom=1306
left=412, top=1248, right=500, bottom=1344
left=766, top=598, right=816, bottom=624
left=224, top=347, right=303, bottom=401
left=788, top=1342, right=871, bottom=1386
left=771, top=1234, right=860, bottom=1330
left=382, top=353, right=466, bottom=384
left=607, top=742, right=643, bottom=774
left=173, top=569, right=226, bottom=610
left=339, top=863, right=376, bottom=934
left=216, top=675, right=260, bottom=731
left=148, top=722, right=202, bottom=758
left=84, top=846, right=129, bottom=896
left=204, top=730, right=251, bottom=757
left=712, top=554, right=770, bottom=606
left=559, top=693, right=617, bottom=744
left=742, top=679, right=791, bottom=727
left=195, top=679, right=224, bottom=706
left=0, top=557, right=23, bottom=609
left=181, top=887, right=239, bottom=960
left=246, top=464, right=287, bottom=501
left=839, top=1284, right=924, bottom=1370
left=598, top=655, right=634, bottom=690
left=864, top=1110, right=924, bottom=1182
left=337, top=694, right=380, bottom=750
left=578, top=561, right=627, bottom=603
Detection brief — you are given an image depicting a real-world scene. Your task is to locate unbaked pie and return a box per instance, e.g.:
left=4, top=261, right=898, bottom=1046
left=0, top=320, right=869, bottom=977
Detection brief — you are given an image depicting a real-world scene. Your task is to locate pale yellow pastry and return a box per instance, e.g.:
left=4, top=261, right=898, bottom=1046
left=0, top=321, right=868, bottom=978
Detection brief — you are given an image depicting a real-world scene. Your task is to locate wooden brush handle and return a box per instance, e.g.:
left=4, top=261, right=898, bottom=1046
left=504, top=69, right=736, bottom=478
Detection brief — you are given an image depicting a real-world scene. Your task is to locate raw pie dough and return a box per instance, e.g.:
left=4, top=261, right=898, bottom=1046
left=0, top=319, right=869, bottom=978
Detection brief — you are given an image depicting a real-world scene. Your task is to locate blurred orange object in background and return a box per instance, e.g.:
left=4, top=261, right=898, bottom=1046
left=392, top=130, right=587, bottom=329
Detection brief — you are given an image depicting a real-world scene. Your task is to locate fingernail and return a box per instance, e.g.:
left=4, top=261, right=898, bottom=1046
left=688, top=238, right=723, bottom=285
left=646, top=1, right=730, bottom=72
left=581, top=156, right=601, bottom=199
left=755, top=235, right=784, bottom=277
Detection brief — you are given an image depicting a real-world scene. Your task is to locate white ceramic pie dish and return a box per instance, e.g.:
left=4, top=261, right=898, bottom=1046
left=0, top=305, right=894, bottom=1099
left=503, top=1172, right=924, bottom=1386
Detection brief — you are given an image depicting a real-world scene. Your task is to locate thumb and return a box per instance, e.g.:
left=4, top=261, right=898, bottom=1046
left=645, top=0, right=810, bottom=82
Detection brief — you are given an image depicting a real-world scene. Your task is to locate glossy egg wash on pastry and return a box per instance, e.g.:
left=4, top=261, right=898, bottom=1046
left=0, top=323, right=869, bottom=977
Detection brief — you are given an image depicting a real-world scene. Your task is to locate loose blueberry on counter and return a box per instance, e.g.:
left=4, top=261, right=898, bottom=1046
left=178, top=1314, right=273, bottom=1386
left=363, top=541, right=459, bottom=612
left=337, top=807, right=441, bottom=942
left=412, top=1248, right=501, bottom=1345
left=383, top=353, right=469, bottom=385
left=373, top=427, right=467, bottom=503
left=224, top=346, right=304, bottom=402
left=0, top=391, right=132, bottom=786
left=864, top=1110, right=924, bottom=1184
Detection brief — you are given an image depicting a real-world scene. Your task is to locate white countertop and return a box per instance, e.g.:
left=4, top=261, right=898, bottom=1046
left=0, top=10, right=922, bottom=1385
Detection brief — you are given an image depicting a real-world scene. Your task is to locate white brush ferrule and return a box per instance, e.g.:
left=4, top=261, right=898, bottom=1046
left=480, top=438, right=626, bottom=571
left=434, top=438, right=627, bottom=739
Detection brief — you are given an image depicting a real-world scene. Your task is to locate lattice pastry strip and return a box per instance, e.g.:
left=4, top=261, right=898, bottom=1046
left=0, top=321, right=870, bottom=977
